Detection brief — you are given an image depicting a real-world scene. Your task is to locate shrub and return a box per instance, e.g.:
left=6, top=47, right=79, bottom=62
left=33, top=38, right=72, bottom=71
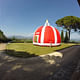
left=11, top=39, right=33, bottom=43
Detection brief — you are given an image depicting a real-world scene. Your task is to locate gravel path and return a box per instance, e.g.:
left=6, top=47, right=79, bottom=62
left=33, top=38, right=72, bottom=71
left=44, top=45, right=80, bottom=80
left=45, top=57, right=79, bottom=80
left=71, top=60, right=80, bottom=80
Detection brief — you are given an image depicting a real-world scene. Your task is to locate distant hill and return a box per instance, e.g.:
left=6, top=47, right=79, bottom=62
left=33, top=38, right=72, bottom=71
left=8, top=35, right=33, bottom=39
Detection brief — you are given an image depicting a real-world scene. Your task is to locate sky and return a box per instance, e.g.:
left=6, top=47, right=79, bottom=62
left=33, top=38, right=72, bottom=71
left=0, top=0, right=80, bottom=41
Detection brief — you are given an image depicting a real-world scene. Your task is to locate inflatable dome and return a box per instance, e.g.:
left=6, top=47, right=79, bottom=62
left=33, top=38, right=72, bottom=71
left=33, top=20, right=61, bottom=46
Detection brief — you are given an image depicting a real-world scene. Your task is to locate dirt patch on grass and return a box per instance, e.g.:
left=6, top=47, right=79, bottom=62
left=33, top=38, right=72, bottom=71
left=0, top=43, right=6, bottom=51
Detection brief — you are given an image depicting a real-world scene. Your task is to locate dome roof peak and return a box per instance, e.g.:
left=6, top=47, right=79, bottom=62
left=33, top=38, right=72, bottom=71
left=46, top=19, right=48, bottom=23
left=44, top=19, right=50, bottom=27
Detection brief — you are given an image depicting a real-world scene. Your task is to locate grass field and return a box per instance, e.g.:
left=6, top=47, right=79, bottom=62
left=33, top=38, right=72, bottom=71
left=6, top=43, right=77, bottom=58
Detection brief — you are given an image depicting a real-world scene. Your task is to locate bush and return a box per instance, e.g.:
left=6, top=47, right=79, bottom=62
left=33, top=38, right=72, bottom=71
left=25, top=39, right=33, bottom=43
left=11, top=39, right=33, bottom=43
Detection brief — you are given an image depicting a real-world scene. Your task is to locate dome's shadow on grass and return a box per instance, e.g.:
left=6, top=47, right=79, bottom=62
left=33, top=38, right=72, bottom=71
left=5, top=49, right=38, bottom=58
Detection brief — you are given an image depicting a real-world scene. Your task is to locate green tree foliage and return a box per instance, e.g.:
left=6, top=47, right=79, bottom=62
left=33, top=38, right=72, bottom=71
left=11, top=36, right=16, bottom=40
left=0, top=30, right=7, bottom=42
left=56, top=16, right=80, bottom=40
left=64, top=31, right=69, bottom=43
left=10, top=37, right=33, bottom=43
left=61, top=30, right=64, bottom=42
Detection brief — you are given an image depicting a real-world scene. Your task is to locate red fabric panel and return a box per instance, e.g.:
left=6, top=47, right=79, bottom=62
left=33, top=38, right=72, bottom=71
left=44, top=26, right=55, bottom=43
left=33, top=26, right=43, bottom=43
left=55, top=28, right=61, bottom=43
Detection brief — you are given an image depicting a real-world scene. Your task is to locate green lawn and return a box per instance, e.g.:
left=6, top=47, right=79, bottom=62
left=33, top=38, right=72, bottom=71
left=6, top=43, right=77, bottom=58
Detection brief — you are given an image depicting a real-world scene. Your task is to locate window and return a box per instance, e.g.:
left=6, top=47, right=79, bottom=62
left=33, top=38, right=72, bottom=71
left=34, top=35, right=39, bottom=43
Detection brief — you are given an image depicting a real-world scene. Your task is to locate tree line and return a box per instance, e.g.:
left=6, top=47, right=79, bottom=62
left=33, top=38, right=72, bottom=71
left=56, top=16, right=80, bottom=42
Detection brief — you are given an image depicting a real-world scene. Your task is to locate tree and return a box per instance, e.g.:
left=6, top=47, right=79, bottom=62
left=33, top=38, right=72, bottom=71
left=64, top=31, right=69, bottom=43
left=11, top=36, right=16, bottom=40
left=77, top=0, right=80, bottom=6
left=56, top=16, right=80, bottom=40
left=61, top=30, right=64, bottom=42
left=0, top=30, right=7, bottom=42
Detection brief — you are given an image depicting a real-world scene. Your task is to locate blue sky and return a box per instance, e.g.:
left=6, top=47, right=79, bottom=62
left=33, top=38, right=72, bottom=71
left=0, top=0, right=80, bottom=40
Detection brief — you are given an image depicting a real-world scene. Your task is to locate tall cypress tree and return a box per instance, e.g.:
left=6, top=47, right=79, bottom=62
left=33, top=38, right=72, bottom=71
left=61, top=30, right=64, bottom=42
left=64, top=31, right=69, bottom=43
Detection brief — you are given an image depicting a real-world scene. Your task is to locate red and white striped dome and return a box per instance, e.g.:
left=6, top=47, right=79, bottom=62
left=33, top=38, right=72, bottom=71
left=33, top=20, right=61, bottom=46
